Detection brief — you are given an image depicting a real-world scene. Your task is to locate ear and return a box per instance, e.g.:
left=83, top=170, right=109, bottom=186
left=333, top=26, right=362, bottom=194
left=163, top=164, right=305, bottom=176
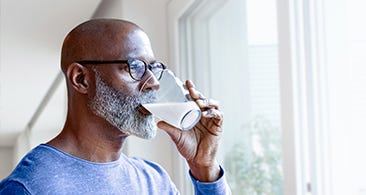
left=66, top=62, right=91, bottom=94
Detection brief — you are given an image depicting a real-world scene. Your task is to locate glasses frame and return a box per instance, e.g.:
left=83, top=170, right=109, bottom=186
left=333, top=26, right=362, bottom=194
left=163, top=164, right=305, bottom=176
left=76, top=58, right=166, bottom=81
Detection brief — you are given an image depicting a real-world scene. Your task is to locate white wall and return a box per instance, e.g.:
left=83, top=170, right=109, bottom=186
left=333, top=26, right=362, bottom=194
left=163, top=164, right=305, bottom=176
left=0, top=147, right=13, bottom=180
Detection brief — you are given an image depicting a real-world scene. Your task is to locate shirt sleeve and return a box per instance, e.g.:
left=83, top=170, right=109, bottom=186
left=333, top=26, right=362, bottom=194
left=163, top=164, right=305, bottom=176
left=0, top=180, right=31, bottom=195
left=189, top=166, right=231, bottom=195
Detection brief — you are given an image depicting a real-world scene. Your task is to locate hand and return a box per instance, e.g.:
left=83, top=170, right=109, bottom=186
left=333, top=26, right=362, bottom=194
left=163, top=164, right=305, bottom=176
left=157, top=80, right=223, bottom=182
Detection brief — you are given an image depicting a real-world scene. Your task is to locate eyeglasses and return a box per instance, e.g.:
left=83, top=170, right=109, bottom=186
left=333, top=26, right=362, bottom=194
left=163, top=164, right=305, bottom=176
left=77, top=58, right=166, bottom=81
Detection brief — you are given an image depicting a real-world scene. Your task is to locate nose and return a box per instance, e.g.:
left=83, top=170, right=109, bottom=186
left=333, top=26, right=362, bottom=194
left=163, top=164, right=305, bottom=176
left=139, top=70, right=160, bottom=92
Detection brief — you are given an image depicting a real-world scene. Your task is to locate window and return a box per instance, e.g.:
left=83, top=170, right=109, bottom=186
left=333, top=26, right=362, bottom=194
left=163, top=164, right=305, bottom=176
left=168, top=0, right=366, bottom=194
left=178, top=0, right=283, bottom=194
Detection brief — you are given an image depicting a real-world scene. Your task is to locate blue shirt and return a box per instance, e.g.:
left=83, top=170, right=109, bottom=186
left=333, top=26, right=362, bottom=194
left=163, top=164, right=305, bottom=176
left=0, top=144, right=230, bottom=194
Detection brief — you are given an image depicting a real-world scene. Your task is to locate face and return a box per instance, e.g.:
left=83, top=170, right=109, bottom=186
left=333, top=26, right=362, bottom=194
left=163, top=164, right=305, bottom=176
left=89, top=69, right=158, bottom=139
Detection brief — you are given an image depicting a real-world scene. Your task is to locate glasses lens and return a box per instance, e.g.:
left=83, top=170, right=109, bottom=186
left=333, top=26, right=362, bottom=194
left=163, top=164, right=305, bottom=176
left=150, top=62, right=165, bottom=80
left=128, top=59, right=146, bottom=80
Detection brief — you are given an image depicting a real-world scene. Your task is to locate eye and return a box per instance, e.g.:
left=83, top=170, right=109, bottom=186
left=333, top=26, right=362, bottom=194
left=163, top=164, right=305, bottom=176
left=150, top=62, right=165, bottom=80
left=119, top=64, right=129, bottom=72
left=150, top=62, right=163, bottom=69
left=128, top=59, right=146, bottom=80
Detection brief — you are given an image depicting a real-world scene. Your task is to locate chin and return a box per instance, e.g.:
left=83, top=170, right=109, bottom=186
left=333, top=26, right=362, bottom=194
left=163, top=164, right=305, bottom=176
left=137, top=125, right=157, bottom=140
left=127, top=129, right=157, bottom=140
left=120, top=124, right=157, bottom=140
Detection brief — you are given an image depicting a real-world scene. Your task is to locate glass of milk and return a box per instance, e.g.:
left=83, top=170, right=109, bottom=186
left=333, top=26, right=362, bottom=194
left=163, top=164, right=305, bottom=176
left=142, top=70, right=201, bottom=130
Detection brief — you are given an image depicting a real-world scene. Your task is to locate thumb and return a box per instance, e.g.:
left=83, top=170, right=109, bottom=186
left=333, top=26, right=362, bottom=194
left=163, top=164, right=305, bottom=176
left=157, top=121, right=182, bottom=144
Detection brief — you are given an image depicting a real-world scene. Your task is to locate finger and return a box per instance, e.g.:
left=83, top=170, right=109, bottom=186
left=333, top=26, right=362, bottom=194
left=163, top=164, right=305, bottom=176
left=202, top=109, right=223, bottom=120
left=202, top=109, right=224, bottom=127
left=185, top=80, right=195, bottom=89
left=185, top=80, right=206, bottom=100
left=157, top=121, right=183, bottom=144
left=196, top=98, right=220, bottom=110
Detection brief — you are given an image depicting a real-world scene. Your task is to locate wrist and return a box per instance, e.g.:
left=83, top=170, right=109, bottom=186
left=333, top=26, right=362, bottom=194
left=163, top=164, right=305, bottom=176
left=189, top=161, right=221, bottom=182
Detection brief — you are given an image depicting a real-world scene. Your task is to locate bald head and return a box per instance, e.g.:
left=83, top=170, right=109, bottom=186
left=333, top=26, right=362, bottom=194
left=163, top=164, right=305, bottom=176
left=61, top=19, right=152, bottom=72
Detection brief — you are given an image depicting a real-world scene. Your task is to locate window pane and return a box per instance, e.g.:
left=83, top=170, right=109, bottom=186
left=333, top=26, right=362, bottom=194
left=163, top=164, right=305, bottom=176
left=180, top=0, right=283, bottom=194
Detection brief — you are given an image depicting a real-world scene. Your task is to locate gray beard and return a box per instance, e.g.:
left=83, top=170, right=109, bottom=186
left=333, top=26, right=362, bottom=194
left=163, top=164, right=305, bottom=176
left=89, top=71, right=157, bottom=139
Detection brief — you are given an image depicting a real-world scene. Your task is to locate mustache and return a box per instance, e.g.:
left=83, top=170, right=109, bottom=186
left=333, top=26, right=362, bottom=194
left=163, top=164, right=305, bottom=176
left=136, top=90, right=157, bottom=115
left=137, top=90, right=157, bottom=105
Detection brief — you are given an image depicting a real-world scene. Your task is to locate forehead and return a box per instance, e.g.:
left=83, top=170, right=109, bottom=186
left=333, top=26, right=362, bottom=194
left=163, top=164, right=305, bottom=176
left=121, top=30, right=155, bottom=61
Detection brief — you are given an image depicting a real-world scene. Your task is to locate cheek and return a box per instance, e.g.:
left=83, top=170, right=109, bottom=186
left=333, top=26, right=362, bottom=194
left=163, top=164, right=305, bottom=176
left=103, top=68, right=141, bottom=95
left=113, top=77, right=141, bottom=96
left=87, top=79, right=98, bottom=100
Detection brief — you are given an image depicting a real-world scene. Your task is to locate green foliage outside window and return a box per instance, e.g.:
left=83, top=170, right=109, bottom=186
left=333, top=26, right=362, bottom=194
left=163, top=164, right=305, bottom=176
left=224, top=116, right=283, bottom=195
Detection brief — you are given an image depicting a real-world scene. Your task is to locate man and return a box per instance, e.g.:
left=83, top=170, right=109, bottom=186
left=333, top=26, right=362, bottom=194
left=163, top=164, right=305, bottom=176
left=0, top=19, right=230, bottom=194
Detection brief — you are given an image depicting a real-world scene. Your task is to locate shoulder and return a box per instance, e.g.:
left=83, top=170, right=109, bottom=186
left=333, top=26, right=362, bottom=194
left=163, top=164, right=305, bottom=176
left=1, top=144, right=66, bottom=189
left=10, top=144, right=60, bottom=175
left=14, top=144, right=61, bottom=168
left=0, top=180, right=31, bottom=195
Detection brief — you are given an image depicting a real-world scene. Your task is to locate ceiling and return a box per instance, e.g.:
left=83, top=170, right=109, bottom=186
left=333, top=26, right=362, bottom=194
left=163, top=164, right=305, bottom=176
left=0, top=0, right=102, bottom=146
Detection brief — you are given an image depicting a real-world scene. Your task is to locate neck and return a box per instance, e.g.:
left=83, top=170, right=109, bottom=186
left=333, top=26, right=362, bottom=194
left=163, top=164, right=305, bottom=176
left=48, top=113, right=128, bottom=162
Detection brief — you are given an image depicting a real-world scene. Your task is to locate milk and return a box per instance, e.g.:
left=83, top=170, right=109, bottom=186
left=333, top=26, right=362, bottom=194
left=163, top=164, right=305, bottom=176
left=142, top=101, right=201, bottom=130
